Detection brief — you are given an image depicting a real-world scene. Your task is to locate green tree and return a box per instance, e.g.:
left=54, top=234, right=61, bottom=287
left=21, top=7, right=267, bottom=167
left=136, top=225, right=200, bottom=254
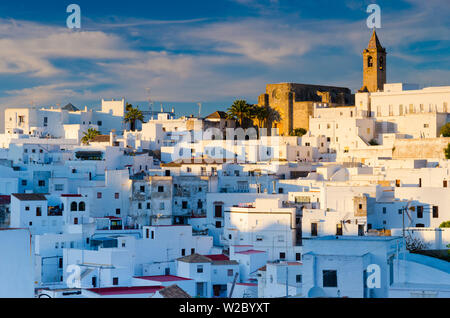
left=267, top=107, right=281, bottom=128
left=124, top=104, right=144, bottom=131
left=440, top=123, right=450, bottom=137
left=445, top=143, right=450, bottom=159
left=252, top=105, right=270, bottom=128
left=290, top=128, right=307, bottom=137
left=81, top=128, right=100, bottom=145
left=227, top=100, right=253, bottom=127
left=439, top=221, right=450, bottom=228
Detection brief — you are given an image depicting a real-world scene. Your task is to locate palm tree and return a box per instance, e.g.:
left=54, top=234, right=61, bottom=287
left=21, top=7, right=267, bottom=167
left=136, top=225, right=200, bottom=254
left=124, top=104, right=144, bottom=131
left=253, top=105, right=270, bottom=128
left=227, top=100, right=253, bottom=127
left=267, top=107, right=281, bottom=127
left=81, top=128, right=100, bottom=145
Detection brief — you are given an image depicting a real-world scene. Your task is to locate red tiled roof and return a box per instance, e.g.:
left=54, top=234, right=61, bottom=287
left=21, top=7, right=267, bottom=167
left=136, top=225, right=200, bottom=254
left=204, top=254, right=229, bottom=261
left=103, top=216, right=122, bottom=220
left=236, top=283, right=257, bottom=287
left=0, top=195, right=11, bottom=205
left=11, top=193, right=47, bottom=201
left=235, top=250, right=265, bottom=255
left=86, top=286, right=164, bottom=296
left=134, top=275, right=192, bottom=282
left=287, top=262, right=303, bottom=266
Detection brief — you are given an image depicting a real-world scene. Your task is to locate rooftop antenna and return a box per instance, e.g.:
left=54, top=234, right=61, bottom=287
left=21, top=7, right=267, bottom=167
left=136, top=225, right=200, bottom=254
left=197, top=102, right=202, bottom=118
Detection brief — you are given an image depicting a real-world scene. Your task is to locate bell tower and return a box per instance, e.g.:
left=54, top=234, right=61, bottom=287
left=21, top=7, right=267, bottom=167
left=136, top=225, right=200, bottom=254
left=359, top=30, right=386, bottom=92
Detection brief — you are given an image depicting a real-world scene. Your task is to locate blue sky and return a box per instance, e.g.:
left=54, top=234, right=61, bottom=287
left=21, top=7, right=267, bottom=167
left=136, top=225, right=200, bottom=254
left=0, top=0, right=448, bottom=119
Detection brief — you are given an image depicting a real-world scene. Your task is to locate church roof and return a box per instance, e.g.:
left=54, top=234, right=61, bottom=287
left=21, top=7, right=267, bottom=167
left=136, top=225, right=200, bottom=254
left=206, top=111, right=228, bottom=119
left=367, top=30, right=384, bottom=51
left=61, top=103, right=79, bottom=111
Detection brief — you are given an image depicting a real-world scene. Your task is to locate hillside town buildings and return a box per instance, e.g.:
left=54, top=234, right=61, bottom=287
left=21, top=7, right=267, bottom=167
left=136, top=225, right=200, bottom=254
left=0, top=30, right=449, bottom=299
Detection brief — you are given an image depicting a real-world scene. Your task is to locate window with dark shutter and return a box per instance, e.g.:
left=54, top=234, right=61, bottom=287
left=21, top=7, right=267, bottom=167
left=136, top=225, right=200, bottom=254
left=323, top=270, right=337, bottom=287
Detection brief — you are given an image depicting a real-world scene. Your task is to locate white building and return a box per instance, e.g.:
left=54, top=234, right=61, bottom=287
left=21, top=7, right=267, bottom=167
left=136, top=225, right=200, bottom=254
left=0, top=228, right=34, bottom=297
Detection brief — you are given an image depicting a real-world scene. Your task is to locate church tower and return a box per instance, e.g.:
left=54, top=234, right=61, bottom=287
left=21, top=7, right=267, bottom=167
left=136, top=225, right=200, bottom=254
left=359, top=30, right=386, bottom=92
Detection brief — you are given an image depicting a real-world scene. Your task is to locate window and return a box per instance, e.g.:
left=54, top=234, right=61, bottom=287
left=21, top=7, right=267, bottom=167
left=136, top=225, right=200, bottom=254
left=116, top=208, right=121, bottom=215
left=182, top=201, right=188, bottom=209
left=311, top=223, right=318, bottom=236
left=38, top=180, right=45, bottom=187
left=140, top=186, right=145, bottom=193
left=197, top=265, right=203, bottom=273
left=159, top=202, right=165, bottom=210
left=444, top=180, right=448, bottom=188
left=138, top=203, right=142, bottom=209
left=424, top=124, right=429, bottom=128
left=21, top=180, right=27, bottom=186
left=115, top=193, right=119, bottom=199
left=296, top=253, right=301, bottom=261
left=323, top=270, right=338, bottom=287
left=151, top=231, right=154, bottom=239
left=215, top=221, right=221, bottom=228
left=181, top=249, right=186, bottom=256
left=122, top=242, right=126, bottom=248
left=113, top=277, right=119, bottom=286
left=278, top=188, right=284, bottom=194
left=432, top=206, right=439, bottom=218
left=54, top=184, right=63, bottom=191
left=382, top=207, right=386, bottom=214
left=74, top=218, right=78, bottom=225
left=417, top=206, right=423, bottom=218
left=92, top=277, right=97, bottom=287
left=146, top=202, right=151, bottom=209
left=336, top=223, right=343, bottom=236
left=97, top=121, right=102, bottom=126
left=146, top=229, right=149, bottom=239
left=191, top=248, right=195, bottom=255
left=214, top=205, right=223, bottom=218
left=25, top=206, right=30, bottom=211
left=279, top=252, right=286, bottom=260
left=70, top=202, right=77, bottom=211
left=227, top=269, right=234, bottom=277
left=158, top=186, right=164, bottom=192
left=97, top=192, right=102, bottom=199
left=197, top=200, right=203, bottom=209
left=59, top=258, right=63, bottom=269
left=36, top=207, right=42, bottom=217
left=296, top=275, right=302, bottom=283
left=78, top=202, right=85, bottom=211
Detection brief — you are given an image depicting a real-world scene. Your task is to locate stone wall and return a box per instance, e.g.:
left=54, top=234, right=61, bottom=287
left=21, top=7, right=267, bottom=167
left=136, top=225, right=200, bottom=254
left=393, top=137, right=450, bottom=159
left=258, top=83, right=354, bottom=135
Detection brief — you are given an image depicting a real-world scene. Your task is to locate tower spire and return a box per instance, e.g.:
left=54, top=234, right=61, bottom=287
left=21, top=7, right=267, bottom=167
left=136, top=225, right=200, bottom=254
left=359, top=30, right=387, bottom=93
left=367, top=29, right=384, bottom=51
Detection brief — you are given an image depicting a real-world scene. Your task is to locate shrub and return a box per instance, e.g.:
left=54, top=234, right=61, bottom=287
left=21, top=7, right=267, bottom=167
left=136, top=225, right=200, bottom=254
left=440, top=123, right=450, bottom=137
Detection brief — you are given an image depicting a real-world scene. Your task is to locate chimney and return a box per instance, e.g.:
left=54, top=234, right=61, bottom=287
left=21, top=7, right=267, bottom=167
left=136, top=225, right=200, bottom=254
left=110, top=129, right=116, bottom=146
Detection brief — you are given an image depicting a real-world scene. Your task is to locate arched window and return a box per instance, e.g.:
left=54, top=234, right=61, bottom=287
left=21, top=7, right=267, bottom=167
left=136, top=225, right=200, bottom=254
left=79, top=201, right=85, bottom=211
left=367, top=56, right=373, bottom=67
left=70, top=201, right=77, bottom=211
